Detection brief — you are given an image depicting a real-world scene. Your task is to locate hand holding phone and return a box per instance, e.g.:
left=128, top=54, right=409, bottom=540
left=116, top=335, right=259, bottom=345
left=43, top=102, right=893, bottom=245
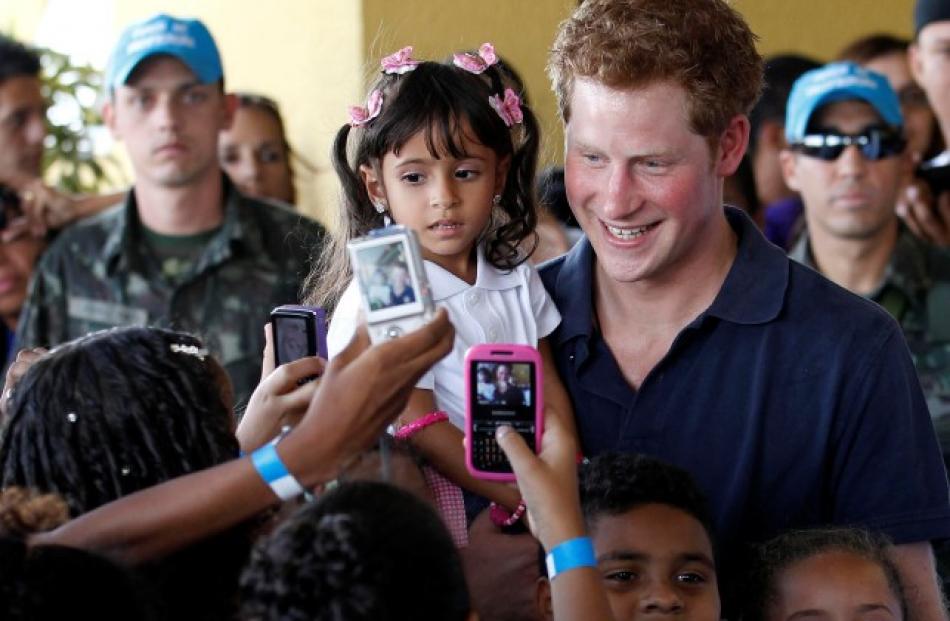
left=465, top=344, right=543, bottom=482
left=347, top=225, right=435, bottom=344
left=270, top=305, right=327, bottom=367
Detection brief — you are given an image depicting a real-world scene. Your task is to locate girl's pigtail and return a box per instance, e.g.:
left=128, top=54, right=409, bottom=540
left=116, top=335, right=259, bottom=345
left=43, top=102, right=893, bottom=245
left=484, top=64, right=541, bottom=271
left=305, top=124, right=367, bottom=312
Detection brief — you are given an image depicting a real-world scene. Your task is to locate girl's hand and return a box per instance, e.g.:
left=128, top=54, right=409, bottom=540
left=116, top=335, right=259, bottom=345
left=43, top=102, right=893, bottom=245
left=236, top=324, right=325, bottom=452
left=494, top=409, right=586, bottom=551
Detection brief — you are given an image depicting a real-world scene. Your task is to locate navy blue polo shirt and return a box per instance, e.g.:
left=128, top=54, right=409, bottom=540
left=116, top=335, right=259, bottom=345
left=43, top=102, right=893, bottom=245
left=541, top=207, right=950, bottom=555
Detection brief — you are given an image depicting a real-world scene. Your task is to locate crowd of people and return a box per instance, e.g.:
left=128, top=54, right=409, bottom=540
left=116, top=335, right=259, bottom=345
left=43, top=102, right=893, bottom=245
left=0, top=0, right=949, bottom=619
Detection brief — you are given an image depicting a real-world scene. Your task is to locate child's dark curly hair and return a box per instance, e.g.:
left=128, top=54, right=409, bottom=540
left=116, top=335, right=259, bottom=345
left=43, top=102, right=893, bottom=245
left=0, top=327, right=238, bottom=516
left=240, top=481, right=470, bottom=621
left=741, top=528, right=906, bottom=621
left=579, top=452, right=716, bottom=543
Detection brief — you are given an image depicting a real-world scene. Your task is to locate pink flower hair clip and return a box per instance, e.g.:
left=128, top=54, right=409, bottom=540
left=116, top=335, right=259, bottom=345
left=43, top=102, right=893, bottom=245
left=348, top=89, right=383, bottom=127
left=453, top=42, right=498, bottom=75
left=489, top=88, right=523, bottom=127
left=381, top=46, right=421, bottom=75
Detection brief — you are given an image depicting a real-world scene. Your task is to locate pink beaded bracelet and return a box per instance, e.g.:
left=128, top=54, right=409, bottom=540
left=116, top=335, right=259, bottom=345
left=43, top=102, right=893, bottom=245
left=394, top=410, right=449, bottom=440
left=490, top=499, right=527, bottom=528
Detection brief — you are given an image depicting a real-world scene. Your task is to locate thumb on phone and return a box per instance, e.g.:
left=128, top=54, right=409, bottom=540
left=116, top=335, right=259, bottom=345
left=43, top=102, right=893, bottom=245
left=495, top=424, right=537, bottom=476
left=260, top=323, right=276, bottom=381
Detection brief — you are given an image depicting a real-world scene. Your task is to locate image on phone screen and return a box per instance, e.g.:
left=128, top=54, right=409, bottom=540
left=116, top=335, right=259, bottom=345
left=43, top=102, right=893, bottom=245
left=276, top=316, right=310, bottom=365
left=470, top=360, right=536, bottom=473
left=354, top=240, right=418, bottom=312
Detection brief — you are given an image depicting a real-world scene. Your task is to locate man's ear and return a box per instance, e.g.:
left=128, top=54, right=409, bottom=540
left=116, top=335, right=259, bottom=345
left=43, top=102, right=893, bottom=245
left=716, top=114, right=751, bottom=177
left=909, top=42, right=925, bottom=84
left=778, top=149, right=801, bottom=192
left=898, top=147, right=917, bottom=187
left=102, top=99, right=119, bottom=140
left=359, top=164, right=387, bottom=205
left=220, top=92, right=238, bottom=131
left=535, top=576, right=554, bottom=621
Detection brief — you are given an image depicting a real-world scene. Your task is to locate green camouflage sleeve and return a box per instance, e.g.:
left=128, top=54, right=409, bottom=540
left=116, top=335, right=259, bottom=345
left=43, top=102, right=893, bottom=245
left=15, top=250, right=69, bottom=350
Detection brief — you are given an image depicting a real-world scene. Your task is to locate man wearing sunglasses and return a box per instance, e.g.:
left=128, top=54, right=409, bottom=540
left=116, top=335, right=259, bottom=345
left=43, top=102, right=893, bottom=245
left=781, top=62, right=950, bottom=464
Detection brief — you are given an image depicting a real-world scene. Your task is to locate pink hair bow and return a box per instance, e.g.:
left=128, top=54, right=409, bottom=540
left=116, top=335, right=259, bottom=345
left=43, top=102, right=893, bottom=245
left=348, top=89, right=383, bottom=127
left=488, top=88, right=523, bottom=127
left=381, top=46, right=421, bottom=75
left=453, top=42, right=498, bottom=74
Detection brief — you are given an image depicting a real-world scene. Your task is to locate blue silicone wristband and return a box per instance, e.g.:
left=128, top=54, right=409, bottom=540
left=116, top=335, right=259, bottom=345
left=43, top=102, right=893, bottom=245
left=251, top=443, right=305, bottom=501
left=545, top=536, right=597, bottom=580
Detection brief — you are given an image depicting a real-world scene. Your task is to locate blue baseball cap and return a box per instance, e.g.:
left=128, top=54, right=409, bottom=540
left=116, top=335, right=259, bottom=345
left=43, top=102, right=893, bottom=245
left=105, top=13, right=223, bottom=90
left=785, top=62, right=903, bottom=143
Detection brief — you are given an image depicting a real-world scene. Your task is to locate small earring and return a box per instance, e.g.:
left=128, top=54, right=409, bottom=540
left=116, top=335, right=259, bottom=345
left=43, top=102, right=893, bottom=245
left=374, top=199, right=388, bottom=214
left=492, top=194, right=502, bottom=206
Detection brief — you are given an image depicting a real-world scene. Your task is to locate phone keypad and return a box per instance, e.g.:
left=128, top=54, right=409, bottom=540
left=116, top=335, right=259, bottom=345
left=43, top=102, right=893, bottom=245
left=472, top=420, right=536, bottom=472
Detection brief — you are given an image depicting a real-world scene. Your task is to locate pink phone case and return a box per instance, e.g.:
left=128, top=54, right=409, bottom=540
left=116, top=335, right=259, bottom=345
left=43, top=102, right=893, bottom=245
left=464, top=343, right=544, bottom=482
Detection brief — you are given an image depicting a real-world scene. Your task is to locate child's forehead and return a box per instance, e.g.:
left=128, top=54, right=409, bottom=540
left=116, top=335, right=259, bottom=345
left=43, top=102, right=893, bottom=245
left=591, top=503, right=714, bottom=557
left=388, top=118, right=491, bottom=161
left=774, top=551, right=901, bottom=619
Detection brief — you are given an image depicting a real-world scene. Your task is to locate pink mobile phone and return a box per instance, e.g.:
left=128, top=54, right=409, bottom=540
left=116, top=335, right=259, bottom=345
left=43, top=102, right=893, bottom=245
left=464, top=344, right=544, bottom=482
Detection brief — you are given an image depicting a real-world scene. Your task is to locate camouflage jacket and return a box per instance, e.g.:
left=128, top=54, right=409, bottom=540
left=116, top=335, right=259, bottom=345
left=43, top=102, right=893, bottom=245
left=16, top=178, right=326, bottom=409
left=790, top=228, right=950, bottom=451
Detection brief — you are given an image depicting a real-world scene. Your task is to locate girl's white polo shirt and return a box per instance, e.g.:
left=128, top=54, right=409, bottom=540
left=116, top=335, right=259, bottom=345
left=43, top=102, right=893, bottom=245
left=327, top=246, right=561, bottom=429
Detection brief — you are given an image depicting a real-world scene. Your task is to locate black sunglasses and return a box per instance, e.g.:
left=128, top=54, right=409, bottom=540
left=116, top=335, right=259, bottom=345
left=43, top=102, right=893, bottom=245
left=791, top=128, right=906, bottom=161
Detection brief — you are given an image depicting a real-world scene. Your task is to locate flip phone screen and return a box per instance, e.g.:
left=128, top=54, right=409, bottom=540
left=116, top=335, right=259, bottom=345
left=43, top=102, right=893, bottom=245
left=347, top=226, right=434, bottom=344
left=469, top=360, right=538, bottom=475
left=271, top=305, right=327, bottom=367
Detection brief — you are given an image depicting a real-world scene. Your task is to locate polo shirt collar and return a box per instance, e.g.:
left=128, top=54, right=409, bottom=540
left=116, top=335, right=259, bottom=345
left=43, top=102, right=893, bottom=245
left=426, top=244, right=523, bottom=301
left=704, top=207, right=788, bottom=325
left=552, top=207, right=787, bottom=346
left=551, top=236, right=597, bottom=346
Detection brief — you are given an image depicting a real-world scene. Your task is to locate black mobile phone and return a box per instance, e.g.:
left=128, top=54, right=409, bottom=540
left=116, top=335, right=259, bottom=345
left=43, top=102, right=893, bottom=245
left=270, top=305, right=327, bottom=367
left=464, top=344, right=543, bottom=482
left=917, top=152, right=950, bottom=197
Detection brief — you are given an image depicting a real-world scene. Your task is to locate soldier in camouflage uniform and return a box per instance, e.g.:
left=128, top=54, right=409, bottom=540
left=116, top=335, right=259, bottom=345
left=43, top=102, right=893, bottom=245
left=15, top=14, right=325, bottom=408
left=781, top=62, right=950, bottom=459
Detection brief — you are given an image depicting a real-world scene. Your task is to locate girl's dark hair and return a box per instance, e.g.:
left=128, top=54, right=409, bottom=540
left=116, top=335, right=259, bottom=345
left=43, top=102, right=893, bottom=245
left=240, top=481, right=471, bottom=621
left=0, top=327, right=250, bottom=621
left=742, top=528, right=907, bottom=621
left=0, top=327, right=238, bottom=516
left=307, top=52, right=541, bottom=310
left=0, top=537, right=153, bottom=621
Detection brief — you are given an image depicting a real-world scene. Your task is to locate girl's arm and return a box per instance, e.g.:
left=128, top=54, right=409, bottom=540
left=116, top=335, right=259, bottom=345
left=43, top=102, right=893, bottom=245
left=401, top=388, right=522, bottom=511
left=495, top=411, right=614, bottom=621
left=30, top=313, right=455, bottom=564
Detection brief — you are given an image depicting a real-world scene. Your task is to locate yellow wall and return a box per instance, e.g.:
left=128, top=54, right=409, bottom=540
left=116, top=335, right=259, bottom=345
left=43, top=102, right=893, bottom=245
left=112, top=1, right=368, bottom=224
left=2, top=0, right=365, bottom=224
left=736, top=0, right=916, bottom=60
left=361, top=0, right=575, bottom=166
left=0, top=0, right=922, bottom=224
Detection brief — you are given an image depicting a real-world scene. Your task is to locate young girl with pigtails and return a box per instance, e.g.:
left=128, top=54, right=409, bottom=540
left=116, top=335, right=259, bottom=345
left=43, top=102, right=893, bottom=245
left=311, top=43, right=576, bottom=546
